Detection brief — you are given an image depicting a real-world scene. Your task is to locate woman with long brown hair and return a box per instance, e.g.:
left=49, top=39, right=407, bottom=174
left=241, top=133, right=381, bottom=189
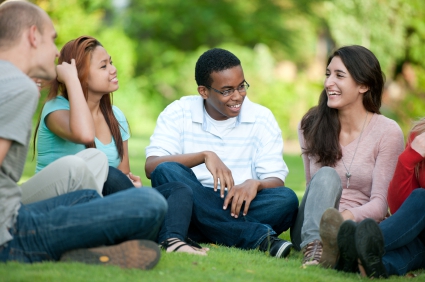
left=33, top=36, right=138, bottom=195
left=33, top=36, right=207, bottom=255
left=291, top=45, right=404, bottom=266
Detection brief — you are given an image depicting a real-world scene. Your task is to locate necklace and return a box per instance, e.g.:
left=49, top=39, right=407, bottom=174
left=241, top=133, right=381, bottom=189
left=341, top=112, right=368, bottom=189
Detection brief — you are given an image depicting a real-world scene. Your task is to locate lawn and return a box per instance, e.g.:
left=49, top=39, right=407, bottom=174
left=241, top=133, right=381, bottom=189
left=2, top=134, right=423, bottom=281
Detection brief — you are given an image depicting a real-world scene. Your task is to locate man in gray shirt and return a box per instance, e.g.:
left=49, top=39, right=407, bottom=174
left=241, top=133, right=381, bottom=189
left=0, top=1, right=167, bottom=269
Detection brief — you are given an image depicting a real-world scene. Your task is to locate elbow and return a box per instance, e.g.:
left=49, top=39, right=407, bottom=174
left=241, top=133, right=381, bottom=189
left=145, top=161, right=153, bottom=179
left=145, top=167, right=152, bottom=179
left=75, top=133, right=95, bottom=145
left=145, top=157, right=158, bottom=179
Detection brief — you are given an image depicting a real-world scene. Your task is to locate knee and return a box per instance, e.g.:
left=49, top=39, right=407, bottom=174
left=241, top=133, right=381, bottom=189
left=310, top=166, right=342, bottom=192
left=411, top=188, right=425, bottom=200
left=268, top=188, right=299, bottom=210
left=282, top=188, right=299, bottom=211
left=133, top=188, right=168, bottom=216
left=58, top=155, right=90, bottom=176
left=78, top=148, right=108, bottom=163
left=169, top=181, right=193, bottom=195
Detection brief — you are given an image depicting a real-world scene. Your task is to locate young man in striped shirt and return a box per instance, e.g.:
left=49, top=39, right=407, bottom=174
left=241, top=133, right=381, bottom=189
left=145, top=48, right=298, bottom=258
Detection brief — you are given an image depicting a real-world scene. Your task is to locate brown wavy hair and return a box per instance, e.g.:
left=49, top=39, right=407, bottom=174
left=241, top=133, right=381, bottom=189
left=300, top=45, right=385, bottom=167
left=33, top=36, right=125, bottom=160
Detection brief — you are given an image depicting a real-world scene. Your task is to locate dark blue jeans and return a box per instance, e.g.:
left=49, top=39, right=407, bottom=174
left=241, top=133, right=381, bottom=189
left=151, top=162, right=298, bottom=249
left=0, top=188, right=167, bottom=263
left=381, top=188, right=425, bottom=275
left=154, top=182, right=193, bottom=243
left=102, top=166, right=135, bottom=196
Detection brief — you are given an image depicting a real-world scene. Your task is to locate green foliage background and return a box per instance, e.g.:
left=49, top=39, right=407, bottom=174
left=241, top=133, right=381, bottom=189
left=34, top=0, right=425, bottom=139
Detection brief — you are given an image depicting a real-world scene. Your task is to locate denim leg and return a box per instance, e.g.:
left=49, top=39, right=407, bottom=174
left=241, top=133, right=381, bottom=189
left=379, top=189, right=425, bottom=275
left=290, top=167, right=342, bottom=250
left=381, top=189, right=425, bottom=250
left=102, top=166, right=134, bottom=196
left=154, top=182, right=193, bottom=243
left=382, top=238, right=425, bottom=276
left=0, top=188, right=167, bottom=263
left=151, top=162, right=298, bottom=249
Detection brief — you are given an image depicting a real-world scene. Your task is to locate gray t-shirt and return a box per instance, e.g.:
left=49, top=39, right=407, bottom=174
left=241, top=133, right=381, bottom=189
left=0, top=60, right=38, bottom=246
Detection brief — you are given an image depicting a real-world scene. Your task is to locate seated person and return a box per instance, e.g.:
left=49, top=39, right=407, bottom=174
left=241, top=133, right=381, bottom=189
left=145, top=48, right=299, bottom=258
left=335, top=118, right=425, bottom=278
left=33, top=35, right=140, bottom=197
left=292, top=45, right=404, bottom=266
left=36, top=35, right=206, bottom=255
left=0, top=1, right=166, bottom=269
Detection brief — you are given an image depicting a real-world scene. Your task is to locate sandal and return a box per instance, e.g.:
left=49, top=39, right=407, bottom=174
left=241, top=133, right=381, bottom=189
left=160, top=238, right=207, bottom=255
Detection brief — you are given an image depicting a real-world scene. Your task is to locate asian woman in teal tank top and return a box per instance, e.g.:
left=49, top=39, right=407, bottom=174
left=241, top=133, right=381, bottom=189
left=34, top=36, right=207, bottom=255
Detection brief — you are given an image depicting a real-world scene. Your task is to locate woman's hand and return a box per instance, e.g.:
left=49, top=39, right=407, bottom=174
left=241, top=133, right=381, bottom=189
left=128, top=172, right=142, bottom=187
left=56, top=59, right=79, bottom=85
left=411, top=132, right=425, bottom=157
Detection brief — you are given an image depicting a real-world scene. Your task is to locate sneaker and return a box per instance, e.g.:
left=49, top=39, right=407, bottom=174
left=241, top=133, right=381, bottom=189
left=259, top=236, right=292, bottom=258
left=60, top=240, right=161, bottom=270
left=302, top=239, right=322, bottom=266
left=319, top=208, right=344, bottom=268
left=355, top=219, right=388, bottom=278
left=335, top=220, right=358, bottom=273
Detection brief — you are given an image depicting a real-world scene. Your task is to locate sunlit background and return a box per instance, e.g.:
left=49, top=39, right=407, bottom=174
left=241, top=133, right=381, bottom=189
left=29, top=0, right=425, bottom=151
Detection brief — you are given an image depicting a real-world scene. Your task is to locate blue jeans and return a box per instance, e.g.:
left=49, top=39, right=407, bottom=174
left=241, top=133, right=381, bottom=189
left=0, top=188, right=167, bottom=263
left=381, top=188, right=425, bottom=275
left=102, top=166, right=135, bottom=196
left=154, top=182, right=193, bottom=243
left=151, top=162, right=298, bottom=249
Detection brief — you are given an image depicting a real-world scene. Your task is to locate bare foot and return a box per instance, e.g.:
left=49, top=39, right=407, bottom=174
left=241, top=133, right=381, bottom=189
left=164, top=238, right=207, bottom=256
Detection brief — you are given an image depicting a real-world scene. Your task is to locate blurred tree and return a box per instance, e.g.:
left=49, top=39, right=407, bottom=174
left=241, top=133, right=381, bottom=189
left=28, top=0, right=425, bottom=139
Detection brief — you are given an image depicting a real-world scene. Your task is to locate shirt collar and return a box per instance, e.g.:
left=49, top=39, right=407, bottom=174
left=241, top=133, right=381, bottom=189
left=191, top=95, right=256, bottom=127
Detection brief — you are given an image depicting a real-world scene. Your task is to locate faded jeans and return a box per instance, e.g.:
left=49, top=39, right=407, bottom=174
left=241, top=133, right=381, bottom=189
left=291, top=166, right=342, bottom=250
left=0, top=188, right=167, bottom=262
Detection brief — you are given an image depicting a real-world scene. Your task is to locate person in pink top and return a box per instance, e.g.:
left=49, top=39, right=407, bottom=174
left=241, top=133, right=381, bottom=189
left=290, top=45, right=404, bottom=268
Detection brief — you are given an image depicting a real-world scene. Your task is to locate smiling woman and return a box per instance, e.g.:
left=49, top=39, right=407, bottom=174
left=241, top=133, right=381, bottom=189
left=32, top=36, right=138, bottom=197
left=31, top=35, right=206, bottom=256
left=291, top=45, right=404, bottom=270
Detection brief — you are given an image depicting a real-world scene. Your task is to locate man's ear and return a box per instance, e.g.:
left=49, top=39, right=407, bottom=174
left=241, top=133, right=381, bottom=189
left=28, top=25, right=38, bottom=48
left=359, top=84, right=369, bottom=94
left=198, top=86, right=209, bottom=100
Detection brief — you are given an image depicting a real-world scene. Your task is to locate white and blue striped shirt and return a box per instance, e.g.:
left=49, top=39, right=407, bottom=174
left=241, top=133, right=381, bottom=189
left=146, top=95, right=289, bottom=189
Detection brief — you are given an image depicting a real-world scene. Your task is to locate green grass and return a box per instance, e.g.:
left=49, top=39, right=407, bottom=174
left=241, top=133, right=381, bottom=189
left=4, top=134, right=424, bottom=281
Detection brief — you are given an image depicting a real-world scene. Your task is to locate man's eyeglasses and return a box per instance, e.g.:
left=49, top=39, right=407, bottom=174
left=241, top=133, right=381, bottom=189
left=207, top=81, right=250, bottom=97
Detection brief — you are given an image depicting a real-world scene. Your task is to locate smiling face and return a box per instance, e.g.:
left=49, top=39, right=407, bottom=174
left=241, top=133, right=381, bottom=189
left=87, top=46, right=119, bottom=97
left=325, top=56, right=368, bottom=111
left=198, top=65, right=246, bottom=120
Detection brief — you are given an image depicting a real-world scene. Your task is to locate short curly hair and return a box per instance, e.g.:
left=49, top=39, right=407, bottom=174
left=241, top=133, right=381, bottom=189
left=195, top=48, right=241, bottom=87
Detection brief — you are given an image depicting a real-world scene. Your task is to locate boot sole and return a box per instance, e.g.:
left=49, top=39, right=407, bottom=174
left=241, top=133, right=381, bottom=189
left=60, top=240, right=161, bottom=270
left=319, top=208, right=343, bottom=268
left=335, top=220, right=358, bottom=272
left=355, top=219, right=388, bottom=278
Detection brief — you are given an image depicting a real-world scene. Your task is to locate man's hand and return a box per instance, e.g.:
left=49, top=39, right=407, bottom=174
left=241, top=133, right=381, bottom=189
left=411, top=132, right=425, bottom=157
left=223, top=179, right=260, bottom=218
left=204, top=151, right=234, bottom=198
